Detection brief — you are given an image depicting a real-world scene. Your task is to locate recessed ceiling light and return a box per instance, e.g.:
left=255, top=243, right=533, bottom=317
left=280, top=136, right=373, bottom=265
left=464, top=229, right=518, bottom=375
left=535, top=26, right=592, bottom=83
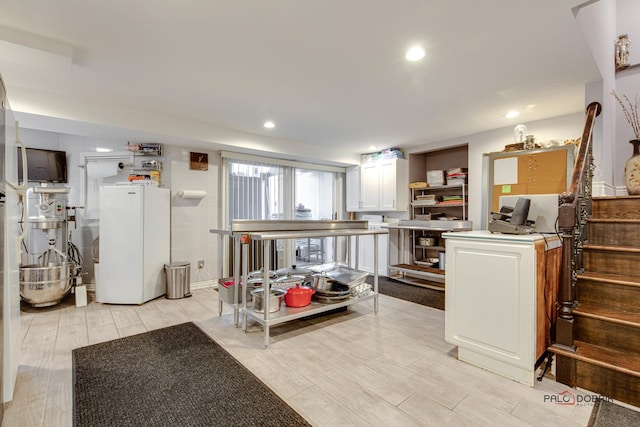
left=96, top=147, right=113, bottom=152
left=504, top=111, right=520, bottom=119
left=405, top=46, right=425, bottom=62
left=264, top=121, right=275, bottom=129
left=368, top=145, right=377, bottom=151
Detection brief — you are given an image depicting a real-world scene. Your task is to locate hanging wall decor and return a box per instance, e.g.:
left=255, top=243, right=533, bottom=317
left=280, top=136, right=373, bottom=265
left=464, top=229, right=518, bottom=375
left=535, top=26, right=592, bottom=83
left=615, top=34, right=631, bottom=70
left=190, top=152, right=208, bottom=171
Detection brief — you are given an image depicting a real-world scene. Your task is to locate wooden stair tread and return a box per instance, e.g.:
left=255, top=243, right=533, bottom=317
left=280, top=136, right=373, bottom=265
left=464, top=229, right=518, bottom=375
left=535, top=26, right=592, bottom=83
left=587, top=218, right=640, bottom=223
left=574, top=303, right=640, bottom=327
left=577, top=271, right=640, bottom=288
left=593, top=195, right=640, bottom=200
left=549, top=341, right=640, bottom=378
left=583, top=244, right=640, bottom=252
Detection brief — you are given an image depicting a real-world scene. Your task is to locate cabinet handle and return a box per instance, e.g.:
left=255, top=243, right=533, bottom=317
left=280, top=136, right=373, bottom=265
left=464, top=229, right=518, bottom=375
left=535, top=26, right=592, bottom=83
left=393, top=199, right=395, bottom=208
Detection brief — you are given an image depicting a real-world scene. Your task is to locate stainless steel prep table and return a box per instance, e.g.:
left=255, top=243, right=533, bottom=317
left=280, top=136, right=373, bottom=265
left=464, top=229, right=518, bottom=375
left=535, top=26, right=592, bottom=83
left=212, top=220, right=388, bottom=347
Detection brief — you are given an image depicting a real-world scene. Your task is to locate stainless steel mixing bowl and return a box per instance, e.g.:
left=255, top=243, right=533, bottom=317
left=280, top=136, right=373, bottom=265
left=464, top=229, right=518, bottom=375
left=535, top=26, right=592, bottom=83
left=20, top=263, right=72, bottom=307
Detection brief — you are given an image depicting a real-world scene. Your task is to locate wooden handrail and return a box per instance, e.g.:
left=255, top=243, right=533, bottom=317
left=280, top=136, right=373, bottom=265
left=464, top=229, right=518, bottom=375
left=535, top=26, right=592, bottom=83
left=555, top=102, right=602, bottom=350
left=567, top=102, right=602, bottom=196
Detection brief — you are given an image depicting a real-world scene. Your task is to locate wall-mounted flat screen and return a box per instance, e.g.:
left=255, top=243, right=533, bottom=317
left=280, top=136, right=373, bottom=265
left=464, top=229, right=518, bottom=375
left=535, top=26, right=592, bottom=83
left=17, top=148, right=68, bottom=183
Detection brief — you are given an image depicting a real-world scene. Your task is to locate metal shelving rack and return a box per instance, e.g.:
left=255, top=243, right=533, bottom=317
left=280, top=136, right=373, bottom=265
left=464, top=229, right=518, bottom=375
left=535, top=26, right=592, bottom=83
left=385, top=220, right=472, bottom=289
left=126, top=143, right=164, bottom=184
left=212, top=220, right=388, bottom=347
left=411, top=183, right=467, bottom=220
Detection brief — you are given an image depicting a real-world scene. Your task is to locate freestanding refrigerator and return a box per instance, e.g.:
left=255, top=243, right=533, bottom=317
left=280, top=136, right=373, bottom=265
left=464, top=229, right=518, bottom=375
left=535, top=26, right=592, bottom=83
left=97, top=185, right=170, bottom=304
left=0, top=73, right=22, bottom=412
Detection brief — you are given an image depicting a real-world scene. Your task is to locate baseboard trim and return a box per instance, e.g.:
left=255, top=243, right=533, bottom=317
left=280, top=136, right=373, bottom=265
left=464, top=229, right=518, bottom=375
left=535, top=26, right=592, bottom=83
left=191, top=280, right=217, bottom=290
left=592, top=181, right=617, bottom=197
left=86, top=280, right=217, bottom=293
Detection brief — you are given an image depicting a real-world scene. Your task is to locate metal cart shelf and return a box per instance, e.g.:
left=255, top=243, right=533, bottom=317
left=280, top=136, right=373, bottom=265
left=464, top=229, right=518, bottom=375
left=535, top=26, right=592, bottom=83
left=213, top=220, right=388, bottom=347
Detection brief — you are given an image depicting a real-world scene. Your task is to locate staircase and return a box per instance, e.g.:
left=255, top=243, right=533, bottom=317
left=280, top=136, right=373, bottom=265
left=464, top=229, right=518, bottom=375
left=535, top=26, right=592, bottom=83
left=551, top=195, right=640, bottom=407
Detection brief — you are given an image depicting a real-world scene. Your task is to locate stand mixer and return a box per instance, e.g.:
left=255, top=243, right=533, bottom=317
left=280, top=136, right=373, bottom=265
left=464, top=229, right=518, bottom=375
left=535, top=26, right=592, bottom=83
left=19, top=185, right=77, bottom=307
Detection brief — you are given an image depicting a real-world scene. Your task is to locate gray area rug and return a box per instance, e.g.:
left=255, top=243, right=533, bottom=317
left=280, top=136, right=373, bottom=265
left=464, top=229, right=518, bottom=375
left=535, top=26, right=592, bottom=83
left=73, top=322, right=310, bottom=427
left=369, top=275, right=444, bottom=310
left=588, top=399, right=640, bottom=427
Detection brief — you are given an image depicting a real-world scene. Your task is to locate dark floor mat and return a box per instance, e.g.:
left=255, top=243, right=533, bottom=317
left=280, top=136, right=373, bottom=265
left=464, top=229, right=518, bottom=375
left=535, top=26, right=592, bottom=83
left=588, top=399, right=640, bottom=427
left=73, top=322, right=310, bottom=427
left=368, top=275, right=444, bottom=310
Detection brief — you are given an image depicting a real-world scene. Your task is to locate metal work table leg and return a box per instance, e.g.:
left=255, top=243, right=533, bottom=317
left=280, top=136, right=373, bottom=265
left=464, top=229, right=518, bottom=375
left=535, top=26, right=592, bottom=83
left=241, top=241, right=249, bottom=330
left=263, top=239, right=271, bottom=348
left=233, top=236, right=241, bottom=326
left=374, top=234, right=379, bottom=313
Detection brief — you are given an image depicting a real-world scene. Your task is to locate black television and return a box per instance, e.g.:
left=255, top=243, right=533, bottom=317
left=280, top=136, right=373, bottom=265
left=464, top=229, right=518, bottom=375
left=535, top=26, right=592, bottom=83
left=17, top=148, right=68, bottom=183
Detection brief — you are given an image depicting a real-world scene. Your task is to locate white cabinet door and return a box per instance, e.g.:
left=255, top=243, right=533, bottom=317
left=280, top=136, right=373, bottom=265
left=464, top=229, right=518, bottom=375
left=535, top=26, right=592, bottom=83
left=360, top=163, right=380, bottom=211
left=382, top=158, right=409, bottom=211
left=350, top=233, right=388, bottom=276
left=445, top=235, right=537, bottom=385
left=375, top=232, right=389, bottom=276
left=358, top=159, right=408, bottom=212
left=379, top=160, right=400, bottom=210
left=346, top=165, right=361, bottom=211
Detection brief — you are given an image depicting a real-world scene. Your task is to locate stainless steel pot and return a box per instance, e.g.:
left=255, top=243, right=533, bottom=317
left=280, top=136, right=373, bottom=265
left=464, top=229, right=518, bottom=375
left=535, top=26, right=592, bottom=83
left=311, top=272, right=335, bottom=291
left=248, top=267, right=278, bottom=280
left=250, top=288, right=286, bottom=313
left=419, top=237, right=436, bottom=246
left=273, top=273, right=305, bottom=290
left=275, top=265, right=312, bottom=284
left=246, top=277, right=267, bottom=288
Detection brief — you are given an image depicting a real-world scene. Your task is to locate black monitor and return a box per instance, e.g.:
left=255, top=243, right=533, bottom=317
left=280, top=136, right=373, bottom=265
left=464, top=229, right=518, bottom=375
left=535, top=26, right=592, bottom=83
left=17, top=148, right=68, bottom=183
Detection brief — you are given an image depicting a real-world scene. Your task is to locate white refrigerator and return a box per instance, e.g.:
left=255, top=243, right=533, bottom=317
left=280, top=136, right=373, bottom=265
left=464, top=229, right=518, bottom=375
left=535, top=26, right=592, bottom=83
left=97, top=185, right=170, bottom=304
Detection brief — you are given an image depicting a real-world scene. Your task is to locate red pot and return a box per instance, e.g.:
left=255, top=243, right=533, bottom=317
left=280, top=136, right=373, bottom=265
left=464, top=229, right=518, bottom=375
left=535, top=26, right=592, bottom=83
left=284, top=284, right=315, bottom=307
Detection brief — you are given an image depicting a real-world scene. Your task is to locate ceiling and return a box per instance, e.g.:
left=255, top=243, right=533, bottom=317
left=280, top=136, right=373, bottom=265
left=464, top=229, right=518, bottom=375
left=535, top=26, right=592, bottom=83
left=0, top=1, right=600, bottom=165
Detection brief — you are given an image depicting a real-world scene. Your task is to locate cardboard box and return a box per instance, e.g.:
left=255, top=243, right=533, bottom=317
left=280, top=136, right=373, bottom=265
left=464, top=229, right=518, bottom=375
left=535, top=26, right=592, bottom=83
left=427, top=170, right=445, bottom=186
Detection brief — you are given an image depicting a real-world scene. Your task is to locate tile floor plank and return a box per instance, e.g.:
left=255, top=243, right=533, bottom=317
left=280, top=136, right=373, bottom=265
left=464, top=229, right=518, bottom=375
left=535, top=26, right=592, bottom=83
left=2, top=288, right=631, bottom=427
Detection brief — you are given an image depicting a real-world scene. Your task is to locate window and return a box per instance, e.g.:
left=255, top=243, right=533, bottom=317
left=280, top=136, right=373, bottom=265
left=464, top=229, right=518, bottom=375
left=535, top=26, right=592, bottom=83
left=294, top=168, right=336, bottom=263
left=222, top=153, right=345, bottom=270
left=227, top=160, right=285, bottom=225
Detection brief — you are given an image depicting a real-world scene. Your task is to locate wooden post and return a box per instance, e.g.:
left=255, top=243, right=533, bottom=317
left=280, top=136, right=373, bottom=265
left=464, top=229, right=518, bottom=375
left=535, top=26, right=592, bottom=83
left=556, top=196, right=576, bottom=350
left=554, top=102, right=601, bottom=352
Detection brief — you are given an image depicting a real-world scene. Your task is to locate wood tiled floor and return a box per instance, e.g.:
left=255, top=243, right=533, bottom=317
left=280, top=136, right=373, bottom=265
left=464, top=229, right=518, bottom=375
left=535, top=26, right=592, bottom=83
left=2, top=288, right=610, bottom=426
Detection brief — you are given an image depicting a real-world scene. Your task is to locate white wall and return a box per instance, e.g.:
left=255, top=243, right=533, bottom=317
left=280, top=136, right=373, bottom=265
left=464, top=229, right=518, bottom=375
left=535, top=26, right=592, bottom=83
left=613, top=0, right=640, bottom=189
left=617, top=0, right=640, bottom=66
left=165, top=145, right=220, bottom=285
left=404, top=113, right=585, bottom=229
left=17, top=128, right=221, bottom=287
left=574, top=0, right=640, bottom=193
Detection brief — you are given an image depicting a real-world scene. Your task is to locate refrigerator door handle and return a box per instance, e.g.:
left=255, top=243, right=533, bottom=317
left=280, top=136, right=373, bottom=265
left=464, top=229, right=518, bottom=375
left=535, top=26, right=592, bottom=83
left=10, top=121, right=28, bottom=263
left=7, top=121, right=28, bottom=191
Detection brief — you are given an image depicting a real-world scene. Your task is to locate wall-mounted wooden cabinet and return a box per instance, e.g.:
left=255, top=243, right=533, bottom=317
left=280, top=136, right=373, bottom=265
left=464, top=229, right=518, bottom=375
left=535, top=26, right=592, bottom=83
left=346, top=158, right=409, bottom=212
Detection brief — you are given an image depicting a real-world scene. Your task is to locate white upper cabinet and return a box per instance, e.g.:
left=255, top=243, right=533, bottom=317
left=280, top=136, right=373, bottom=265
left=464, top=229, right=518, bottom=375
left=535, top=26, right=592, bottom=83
left=347, top=158, right=408, bottom=212
left=346, top=165, right=362, bottom=211
left=379, top=159, right=408, bottom=210
left=360, top=162, right=381, bottom=211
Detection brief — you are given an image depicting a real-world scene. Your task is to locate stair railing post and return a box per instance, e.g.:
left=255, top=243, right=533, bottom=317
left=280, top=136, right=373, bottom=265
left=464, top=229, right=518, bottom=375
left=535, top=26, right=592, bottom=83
left=557, top=193, right=577, bottom=350
left=554, top=102, right=601, bottom=352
